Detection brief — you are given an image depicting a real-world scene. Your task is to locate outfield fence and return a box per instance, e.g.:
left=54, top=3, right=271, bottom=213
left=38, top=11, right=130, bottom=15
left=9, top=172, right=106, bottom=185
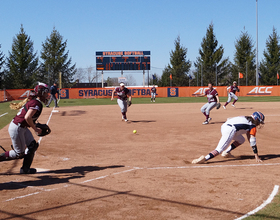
left=1, top=86, right=280, bottom=101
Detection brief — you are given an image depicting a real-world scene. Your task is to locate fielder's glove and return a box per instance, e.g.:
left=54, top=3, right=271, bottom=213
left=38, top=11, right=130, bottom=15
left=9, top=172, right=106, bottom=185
left=128, top=101, right=132, bottom=107
left=216, top=103, right=221, bottom=109
left=36, top=123, right=51, bottom=136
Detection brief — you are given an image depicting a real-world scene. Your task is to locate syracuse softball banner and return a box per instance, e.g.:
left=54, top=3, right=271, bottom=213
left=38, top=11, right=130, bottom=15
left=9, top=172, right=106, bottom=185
left=1, top=86, right=280, bottom=101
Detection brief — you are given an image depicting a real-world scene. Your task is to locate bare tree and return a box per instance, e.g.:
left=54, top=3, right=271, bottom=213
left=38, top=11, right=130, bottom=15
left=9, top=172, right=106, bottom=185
left=125, top=74, right=136, bottom=86
left=74, top=68, right=86, bottom=83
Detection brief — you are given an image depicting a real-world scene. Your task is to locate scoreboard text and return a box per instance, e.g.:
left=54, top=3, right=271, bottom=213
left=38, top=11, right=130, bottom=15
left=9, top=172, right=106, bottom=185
left=96, top=51, right=150, bottom=71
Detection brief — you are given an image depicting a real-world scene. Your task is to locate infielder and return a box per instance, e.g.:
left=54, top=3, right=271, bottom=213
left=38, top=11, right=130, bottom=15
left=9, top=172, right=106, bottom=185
left=111, top=82, right=132, bottom=122
left=223, top=81, right=240, bottom=109
left=0, top=83, right=50, bottom=174
left=192, top=111, right=264, bottom=164
left=151, top=85, right=156, bottom=102
left=196, top=82, right=220, bottom=125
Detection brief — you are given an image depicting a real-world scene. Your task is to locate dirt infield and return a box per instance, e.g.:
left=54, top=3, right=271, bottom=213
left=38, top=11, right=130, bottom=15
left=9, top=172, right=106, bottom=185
left=1, top=101, right=280, bottom=220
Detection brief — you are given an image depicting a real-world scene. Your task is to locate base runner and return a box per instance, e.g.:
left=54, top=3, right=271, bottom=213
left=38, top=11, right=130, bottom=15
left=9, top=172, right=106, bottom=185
left=223, top=81, right=240, bottom=109
left=195, top=82, right=220, bottom=125
left=192, top=111, right=265, bottom=164
left=0, top=83, right=50, bottom=174
left=111, top=82, right=132, bottom=122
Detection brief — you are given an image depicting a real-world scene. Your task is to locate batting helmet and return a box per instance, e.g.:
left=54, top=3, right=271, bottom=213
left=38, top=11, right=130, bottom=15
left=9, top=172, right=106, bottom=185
left=251, top=111, right=265, bottom=124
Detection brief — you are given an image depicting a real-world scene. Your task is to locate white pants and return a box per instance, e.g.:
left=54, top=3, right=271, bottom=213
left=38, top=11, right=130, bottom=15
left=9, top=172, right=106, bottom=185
left=151, top=93, right=156, bottom=99
left=201, top=102, right=216, bottom=115
left=227, top=92, right=238, bottom=103
left=117, top=99, right=127, bottom=113
left=8, top=122, right=34, bottom=158
left=215, top=123, right=245, bottom=153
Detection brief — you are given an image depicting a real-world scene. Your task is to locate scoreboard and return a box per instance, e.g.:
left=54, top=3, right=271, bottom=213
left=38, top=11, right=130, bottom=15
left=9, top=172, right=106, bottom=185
left=96, top=51, right=150, bottom=71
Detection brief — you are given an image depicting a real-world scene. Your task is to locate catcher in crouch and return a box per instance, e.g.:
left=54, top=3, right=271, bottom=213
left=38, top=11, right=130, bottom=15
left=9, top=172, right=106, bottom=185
left=0, top=82, right=51, bottom=174
left=192, top=111, right=264, bottom=164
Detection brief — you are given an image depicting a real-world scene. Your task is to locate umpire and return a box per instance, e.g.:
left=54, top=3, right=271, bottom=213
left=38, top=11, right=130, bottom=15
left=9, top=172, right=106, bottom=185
left=46, top=83, right=59, bottom=108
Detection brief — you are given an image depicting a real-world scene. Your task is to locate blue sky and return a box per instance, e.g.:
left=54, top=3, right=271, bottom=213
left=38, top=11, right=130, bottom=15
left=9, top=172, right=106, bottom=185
left=0, top=0, right=279, bottom=85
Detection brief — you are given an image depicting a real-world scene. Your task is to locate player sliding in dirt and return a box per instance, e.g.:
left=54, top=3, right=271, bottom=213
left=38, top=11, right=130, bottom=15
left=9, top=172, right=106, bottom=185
left=192, top=111, right=264, bottom=164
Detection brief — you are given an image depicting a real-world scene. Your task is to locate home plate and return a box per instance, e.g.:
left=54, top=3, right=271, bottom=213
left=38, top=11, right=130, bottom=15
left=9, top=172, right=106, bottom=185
left=52, top=110, right=59, bottom=113
left=36, top=168, right=51, bottom=173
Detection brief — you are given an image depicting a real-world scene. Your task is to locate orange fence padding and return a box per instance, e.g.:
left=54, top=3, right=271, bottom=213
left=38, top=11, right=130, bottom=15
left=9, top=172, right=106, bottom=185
left=1, top=86, right=280, bottom=101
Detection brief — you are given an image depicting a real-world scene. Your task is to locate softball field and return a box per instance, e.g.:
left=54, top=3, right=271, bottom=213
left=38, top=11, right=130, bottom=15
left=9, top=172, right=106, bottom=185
left=0, top=102, right=280, bottom=219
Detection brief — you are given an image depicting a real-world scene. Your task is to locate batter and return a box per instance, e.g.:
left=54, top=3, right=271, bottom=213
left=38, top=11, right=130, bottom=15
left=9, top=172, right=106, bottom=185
left=192, top=111, right=264, bottom=164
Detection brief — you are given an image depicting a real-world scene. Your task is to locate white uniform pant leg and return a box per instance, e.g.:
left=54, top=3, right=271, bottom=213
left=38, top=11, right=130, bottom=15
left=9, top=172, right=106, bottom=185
left=228, top=92, right=238, bottom=102
left=8, top=122, right=33, bottom=158
left=214, top=124, right=236, bottom=153
left=117, top=99, right=127, bottom=113
left=231, top=92, right=238, bottom=100
left=227, top=93, right=232, bottom=103
left=151, top=93, right=156, bottom=99
left=201, top=102, right=216, bottom=115
left=201, top=103, right=208, bottom=113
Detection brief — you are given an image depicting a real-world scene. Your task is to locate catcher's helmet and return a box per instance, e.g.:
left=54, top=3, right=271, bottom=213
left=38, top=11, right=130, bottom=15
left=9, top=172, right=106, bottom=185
left=34, top=82, right=49, bottom=104
left=34, top=83, right=49, bottom=96
left=251, top=111, right=265, bottom=124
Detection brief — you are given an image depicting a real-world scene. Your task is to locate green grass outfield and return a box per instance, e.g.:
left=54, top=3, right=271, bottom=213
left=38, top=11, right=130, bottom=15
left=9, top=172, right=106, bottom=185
left=0, top=96, right=279, bottom=219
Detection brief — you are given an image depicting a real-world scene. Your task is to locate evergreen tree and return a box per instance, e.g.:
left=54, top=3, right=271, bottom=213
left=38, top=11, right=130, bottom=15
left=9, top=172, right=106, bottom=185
left=259, top=27, right=280, bottom=85
left=232, top=31, right=256, bottom=86
left=0, top=44, right=5, bottom=89
left=194, top=23, right=230, bottom=86
left=160, top=36, right=191, bottom=86
left=40, top=28, right=76, bottom=87
left=159, top=66, right=172, bottom=87
left=5, top=25, right=39, bottom=89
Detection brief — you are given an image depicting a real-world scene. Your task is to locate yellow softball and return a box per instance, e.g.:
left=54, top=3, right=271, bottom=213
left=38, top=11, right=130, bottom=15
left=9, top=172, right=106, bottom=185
left=133, top=130, right=137, bottom=134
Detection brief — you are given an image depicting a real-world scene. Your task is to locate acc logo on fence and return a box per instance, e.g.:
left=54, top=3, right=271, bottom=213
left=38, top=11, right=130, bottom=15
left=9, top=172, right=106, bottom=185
left=192, top=87, right=216, bottom=95
left=168, top=88, right=178, bottom=97
left=60, top=89, right=69, bottom=99
left=247, top=87, right=273, bottom=95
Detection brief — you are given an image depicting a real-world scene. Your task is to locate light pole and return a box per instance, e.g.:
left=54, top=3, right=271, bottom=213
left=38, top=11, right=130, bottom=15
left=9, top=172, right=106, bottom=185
left=256, top=0, right=259, bottom=86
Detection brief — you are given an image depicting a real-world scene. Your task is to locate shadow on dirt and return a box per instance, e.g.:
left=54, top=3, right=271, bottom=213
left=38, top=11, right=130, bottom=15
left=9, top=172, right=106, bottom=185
left=0, top=165, right=124, bottom=191
left=2, top=181, right=280, bottom=220
left=60, top=110, right=86, bottom=116
left=206, top=154, right=280, bottom=164
left=129, top=120, right=156, bottom=123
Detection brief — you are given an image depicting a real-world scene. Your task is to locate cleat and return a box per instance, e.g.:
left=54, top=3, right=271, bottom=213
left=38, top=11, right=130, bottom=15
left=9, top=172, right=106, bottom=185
left=192, top=156, right=206, bottom=164
left=20, top=168, right=37, bottom=174
left=221, top=151, right=235, bottom=158
left=207, top=117, right=212, bottom=123
left=223, top=106, right=226, bottom=110
left=232, top=104, right=235, bottom=107
left=202, top=121, right=208, bottom=125
left=153, top=100, right=155, bottom=102
left=124, top=119, right=128, bottom=122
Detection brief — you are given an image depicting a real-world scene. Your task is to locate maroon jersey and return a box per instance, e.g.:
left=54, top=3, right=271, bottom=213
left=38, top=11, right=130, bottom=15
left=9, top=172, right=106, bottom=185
left=228, top=85, right=239, bottom=94
left=13, top=99, right=43, bottom=128
left=115, top=87, right=130, bottom=101
left=151, top=87, right=156, bottom=93
left=205, top=89, right=218, bottom=103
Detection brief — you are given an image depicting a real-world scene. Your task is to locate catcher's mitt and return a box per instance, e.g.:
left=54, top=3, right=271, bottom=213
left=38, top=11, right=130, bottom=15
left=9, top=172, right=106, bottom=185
left=36, top=123, right=51, bottom=136
left=128, top=101, right=132, bottom=107
left=216, top=103, right=221, bottom=109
